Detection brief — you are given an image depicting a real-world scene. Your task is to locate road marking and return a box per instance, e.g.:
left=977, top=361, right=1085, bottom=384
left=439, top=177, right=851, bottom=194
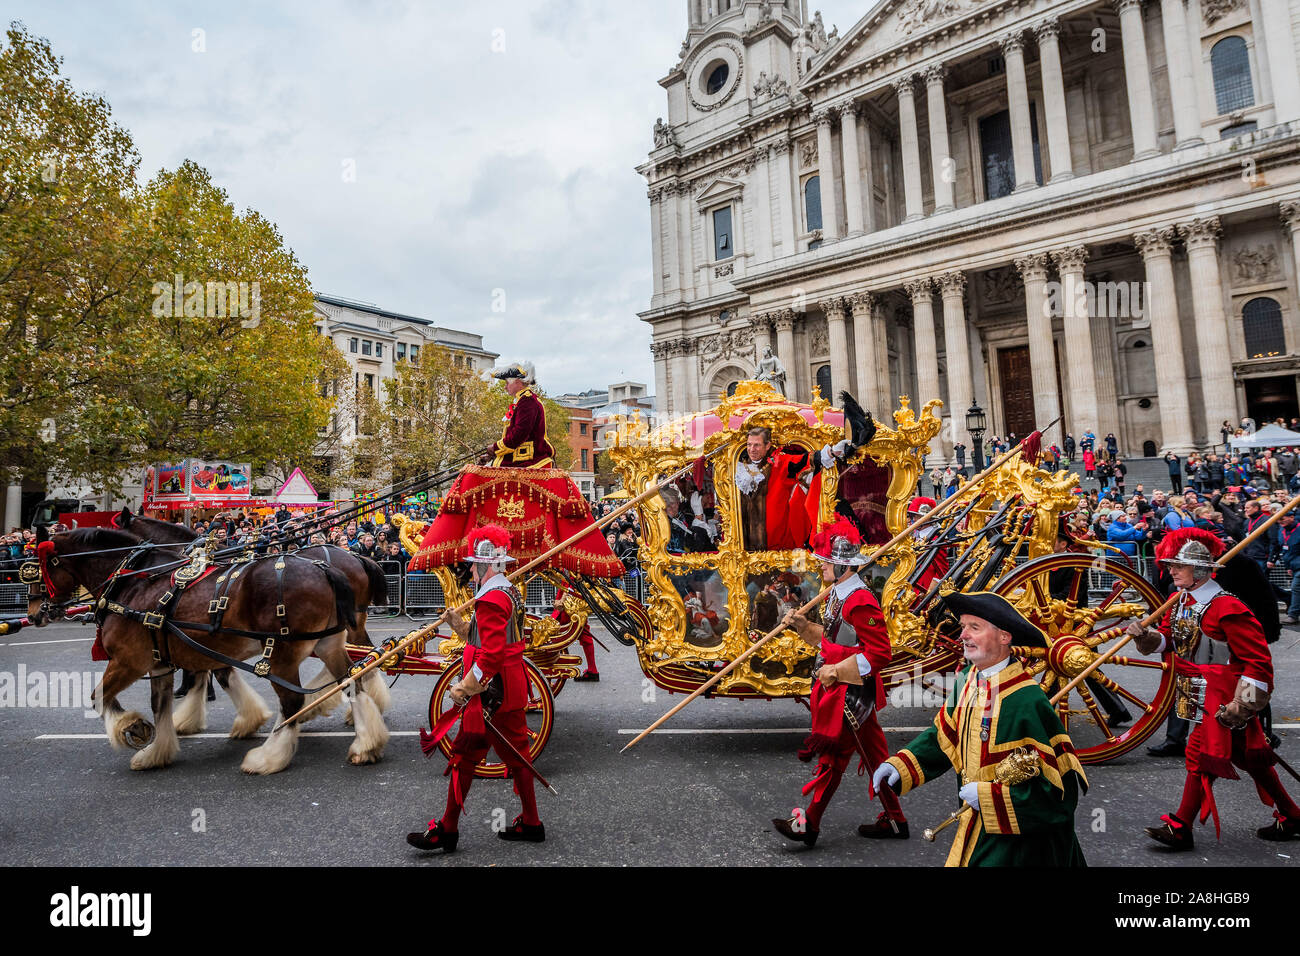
left=1, top=637, right=95, bottom=647
left=36, top=730, right=426, bottom=740
left=617, top=727, right=933, bottom=735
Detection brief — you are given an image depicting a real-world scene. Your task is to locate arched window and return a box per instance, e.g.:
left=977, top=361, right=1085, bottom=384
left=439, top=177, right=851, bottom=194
left=816, top=364, right=832, bottom=400
left=1211, top=36, right=1254, bottom=115
left=1243, top=297, right=1285, bottom=358
left=804, top=175, right=822, bottom=232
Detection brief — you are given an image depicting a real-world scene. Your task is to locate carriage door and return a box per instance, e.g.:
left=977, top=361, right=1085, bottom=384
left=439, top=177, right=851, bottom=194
left=997, top=346, right=1037, bottom=439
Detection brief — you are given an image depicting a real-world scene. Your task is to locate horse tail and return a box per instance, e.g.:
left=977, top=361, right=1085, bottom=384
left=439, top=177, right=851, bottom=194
left=321, top=565, right=358, bottom=632
left=359, top=555, right=388, bottom=607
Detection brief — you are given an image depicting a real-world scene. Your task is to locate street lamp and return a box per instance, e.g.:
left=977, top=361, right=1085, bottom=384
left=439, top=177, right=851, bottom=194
left=966, top=401, right=987, bottom=471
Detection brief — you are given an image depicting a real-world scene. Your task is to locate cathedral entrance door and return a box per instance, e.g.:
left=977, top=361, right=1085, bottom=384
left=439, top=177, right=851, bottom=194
left=997, top=345, right=1036, bottom=439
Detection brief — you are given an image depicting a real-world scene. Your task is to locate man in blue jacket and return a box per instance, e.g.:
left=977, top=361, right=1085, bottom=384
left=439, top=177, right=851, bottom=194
left=1105, top=510, right=1147, bottom=556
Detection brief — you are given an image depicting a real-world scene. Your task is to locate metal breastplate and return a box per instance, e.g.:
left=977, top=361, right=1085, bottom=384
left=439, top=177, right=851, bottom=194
left=817, top=587, right=873, bottom=726
left=1170, top=591, right=1229, bottom=722
left=466, top=585, right=525, bottom=647
left=822, top=590, right=860, bottom=647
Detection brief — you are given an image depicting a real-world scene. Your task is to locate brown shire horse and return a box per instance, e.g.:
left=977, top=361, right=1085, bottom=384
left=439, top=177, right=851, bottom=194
left=28, top=527, right=389, bottom=773
left=113, top=509, right=392, bottom=730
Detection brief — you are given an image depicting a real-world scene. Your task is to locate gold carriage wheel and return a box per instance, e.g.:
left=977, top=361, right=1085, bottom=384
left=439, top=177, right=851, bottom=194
left=993, top=551, right=1175, bottom=764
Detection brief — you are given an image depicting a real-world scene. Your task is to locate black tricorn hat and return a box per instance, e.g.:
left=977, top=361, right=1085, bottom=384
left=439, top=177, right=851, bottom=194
left=942, top=591, right=1047, bottom=649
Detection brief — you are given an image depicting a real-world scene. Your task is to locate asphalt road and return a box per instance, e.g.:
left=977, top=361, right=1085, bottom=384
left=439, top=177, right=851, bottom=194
left=2, top=615, right=1298, bottom=867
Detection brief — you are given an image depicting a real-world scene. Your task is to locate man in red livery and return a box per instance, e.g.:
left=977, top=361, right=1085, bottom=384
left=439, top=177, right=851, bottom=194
left=407, top=525, right=544, bottom=852
left=736, top=426, right=810, bottom=551
left=772, top=518, right=908, bottom=847
left=1128, top=527, right=1300, bottom=849
left=490, top=361, right=555, bottom=468
left=551, top=584, right=599, bottom=682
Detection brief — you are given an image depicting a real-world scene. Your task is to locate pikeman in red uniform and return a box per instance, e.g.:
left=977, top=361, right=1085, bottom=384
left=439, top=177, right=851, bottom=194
left=908, top=496, right=950, bottom=590
left=1127, top=527, right=1300, bottom=849
left=772, top=518, right=908, bottom=847
left=407, top=525, right=545, bottom=853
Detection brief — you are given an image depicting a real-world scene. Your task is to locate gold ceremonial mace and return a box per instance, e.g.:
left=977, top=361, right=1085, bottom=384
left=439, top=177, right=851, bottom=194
left=620, top=420, right=1060, bottom=754
left=922, top=487, right=1300, bottom=841
left=923, top=747, right=1042, bottom=841
left=273, top=445, right=729, bottom=731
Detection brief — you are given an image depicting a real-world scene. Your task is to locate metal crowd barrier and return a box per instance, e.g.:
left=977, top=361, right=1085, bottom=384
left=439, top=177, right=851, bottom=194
left=402, top=572, right=445, bottom=617
left=0, top=582, right=26, bottom=612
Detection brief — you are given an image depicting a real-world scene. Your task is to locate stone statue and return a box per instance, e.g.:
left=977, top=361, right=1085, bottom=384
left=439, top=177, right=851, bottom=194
left=811, top=11, right=828, bottom=51
left=755, top=346, right=788, bottom=396
left=758, top=0, right=774, bottom=22
left=653, top=117, right=678, bottom=149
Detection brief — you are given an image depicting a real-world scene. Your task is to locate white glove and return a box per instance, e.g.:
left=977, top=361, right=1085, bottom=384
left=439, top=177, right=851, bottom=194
left=959, top=782, right=980, bottom=810
left=833, top=439, right=851, bottom=458
left=872, top=763, right=900, bottom=791
left=690, top=491, right=704, bottom=515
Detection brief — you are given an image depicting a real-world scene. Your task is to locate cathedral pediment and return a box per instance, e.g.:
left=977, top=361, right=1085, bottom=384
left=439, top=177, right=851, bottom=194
left=693, top=177, right=745, bottom=208
left=802, top=0, right=1001, bottom=84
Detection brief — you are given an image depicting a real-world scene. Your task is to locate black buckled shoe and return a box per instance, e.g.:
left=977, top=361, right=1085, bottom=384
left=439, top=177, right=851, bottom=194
left=1145, top=815, right=1194, bottom=850
left=1256, top=815, right=1300, bottom=841
left=573, top=671, right=600, bottom=682
left=406, top=821, right=458, bottom=853
left=497, top=816, right=545, bottom=843
left=1147, top=739, right=1185, bottom=758
left=772, top=816, right=818, bottom=847
left=858, top=814, right=910, bottom=839
left=1107, top=709, right=1133, bottom=728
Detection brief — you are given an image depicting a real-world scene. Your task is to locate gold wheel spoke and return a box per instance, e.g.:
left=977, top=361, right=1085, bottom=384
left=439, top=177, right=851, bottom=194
left=1089, top=671, right=1154, bottom=713
left=1095, top=581, right=1127, bottom=613
left=1076, top=682, right=1116, bottom=741
left=1104, top=655, right=1165, bottom=670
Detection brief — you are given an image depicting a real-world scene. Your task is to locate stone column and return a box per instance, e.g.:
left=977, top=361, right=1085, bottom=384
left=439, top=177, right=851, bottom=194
left=1134, top=228, right=1196, bottom=452
left=1034, top=19, right=1074, bottom=182
left=814, top=109, right=841, bottom=240
left=1113, top=0, right=1160, bottom=160
left=651, top=341, right=671, bottom=416
left=861, top=119, right=878, bottom=233
left=906, top=278, right=945, bottom=460
left=749, top=312, right=774, bottom=363
left=680, top=338, right=700, bottom=412
left=1001, top=32, right=1039, bottom=193
left=1159, top=0, right=1204, bottom=149
left=774, top=310, right=798, bottom=399
left=924, top=64, right=955, bottom=214
left=649, top=188, right=666, bottom=297
left=1281, top=201, right=1300, bottom=303
left=4, top=479, right=21, bottom=532
left=675, top=183, right=694, bottom=296
left=751, top=145, right=774, bottom=263
left=1179, top=216, right=1238, bottom=442
left=937, top=272, right=973, bottom=456
left=838, top=104, right=866, bottom=235
left=661, top=184, right=681, bottom=295
left=820, top=297, right=852, bottom=399
left=848, top=291, right=879, bottom=409
left=894, top=76, right=925, bottom=222
left=1259, top=0, right=1300, bottom=124
left=873, top=301, right=892, bottom=413
left=1051, top=246, right=1098, bottom=437
left=1015, top=254, right=1061, bottom=445
left=771, top=137, right=797, bottom=255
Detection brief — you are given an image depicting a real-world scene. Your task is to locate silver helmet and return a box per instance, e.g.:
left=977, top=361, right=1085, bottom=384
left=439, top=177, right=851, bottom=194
left=1158, top=538, right=1217, bottom=571
left=812, top=532, right=869, bottom=567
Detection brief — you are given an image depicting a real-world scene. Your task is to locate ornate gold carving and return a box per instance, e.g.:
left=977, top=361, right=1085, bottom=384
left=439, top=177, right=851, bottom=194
left=497, top=495, right=526, bottom=520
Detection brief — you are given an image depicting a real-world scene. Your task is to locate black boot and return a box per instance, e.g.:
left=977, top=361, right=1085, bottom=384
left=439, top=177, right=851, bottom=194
left=1147, top=739, right=1185, bottom=757
left=1145, top=814, right=1194, bottom=850
left=497, top=816, right=545, bottom=843
left=772, top=816, right=818, bottom=847
left=406, top=821, right=458, bottom=853
left=857, top=813, right=910, bottom=839
left=1256, top=815, right=1300, bottom=841
left=573, top=671, right=600, bottom=682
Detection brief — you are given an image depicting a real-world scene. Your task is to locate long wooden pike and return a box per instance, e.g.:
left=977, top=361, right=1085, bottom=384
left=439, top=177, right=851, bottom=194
left=273, top=445, right=729, bottom=730
left=621, top=419, right=1060, bottom=754
left=1049, top=488, right=1300, bottom=706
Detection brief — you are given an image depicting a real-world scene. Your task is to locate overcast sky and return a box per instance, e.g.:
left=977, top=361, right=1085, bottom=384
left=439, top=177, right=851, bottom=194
left=9, top=1, right=859, bottom=396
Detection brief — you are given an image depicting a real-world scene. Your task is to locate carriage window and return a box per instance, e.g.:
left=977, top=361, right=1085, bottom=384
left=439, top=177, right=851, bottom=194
left=735, top=435, right=816, bottom=552
left=659, top=462, right=719, bottom=555
left=1211, top=36, right=1254, bottom=115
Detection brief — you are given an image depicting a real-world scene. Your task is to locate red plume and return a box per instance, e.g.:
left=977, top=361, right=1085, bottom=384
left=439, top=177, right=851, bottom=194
left=1021, top=430, right=1042, bottom=465
left=37, top=540, right=57, bottom=560
left=466, top=524, right=512, bottom=557
left=811, top=516, right=861, bottom=555
left=1156, top=527, right=1225, bottom=563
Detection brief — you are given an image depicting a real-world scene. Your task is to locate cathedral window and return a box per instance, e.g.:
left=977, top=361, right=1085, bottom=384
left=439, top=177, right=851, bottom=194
left=1243, top=297, right=1285, bottom=359
left=1211, top=36, right=1254, bottom=115
left=713, top=206, right=733, bottom=260
left=803, top=174, right=822, bottom=233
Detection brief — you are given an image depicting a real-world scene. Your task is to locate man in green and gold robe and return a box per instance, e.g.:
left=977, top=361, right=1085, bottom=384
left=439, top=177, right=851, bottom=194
left=873, top=591, right=1088, bottom=867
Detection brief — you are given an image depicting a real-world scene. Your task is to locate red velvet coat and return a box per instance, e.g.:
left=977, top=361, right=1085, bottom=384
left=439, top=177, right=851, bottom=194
left=492, top=387, right=555, bottom=468
left=460, top=586, right=528, bottom=734
left=807, top=585, right=891, bottom=747
left=765, top=450, right=811, bottom=549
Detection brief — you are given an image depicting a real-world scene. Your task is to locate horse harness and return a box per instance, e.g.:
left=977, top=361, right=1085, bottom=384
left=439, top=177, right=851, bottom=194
left=95, top=546, right=347, bottom=696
